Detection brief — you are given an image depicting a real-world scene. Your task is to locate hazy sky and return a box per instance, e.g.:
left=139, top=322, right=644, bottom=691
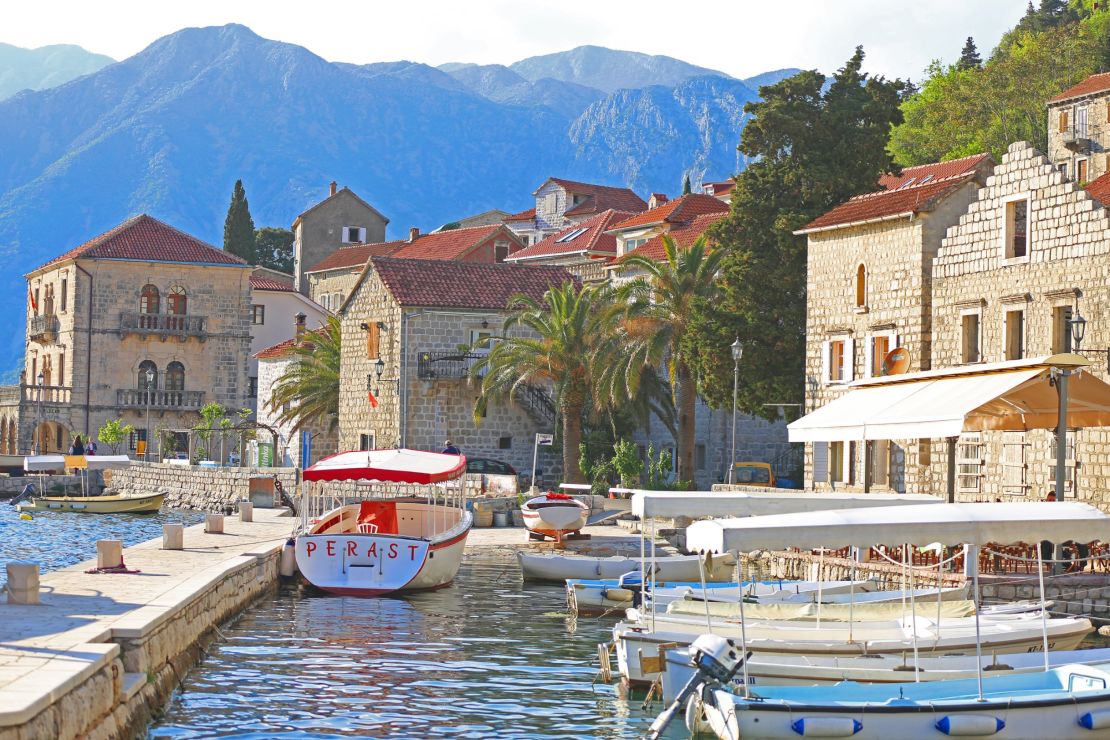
left=4, top=0, right=1029, bottom=82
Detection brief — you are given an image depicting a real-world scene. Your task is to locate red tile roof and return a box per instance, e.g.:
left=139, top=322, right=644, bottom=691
left=503, top=207, right=536, bottom=222
left=369, top=257, right=576, bottom=309
left=36, top=214, right=246, bottom=272
left=1085, top=172, right=1110, bottom=205
left=608, top=193, right=730, bottom=231
left=799, top=174, right=976, bottom=233
left=254, top=330, right=325, bottom=360
left=543, top=178, right=648, bottom=216
left=305, top=240, right=406, bottom=274
left=702, top=180, right=735, bottom=197
left=506, top=209, right=635, bottom=262
left=619, top=212, right=727, bottom=263
left=389, top=224, right=516, bottom=261
left=1048, top=72, right=1110, bottom=104
left=249, top=275, right=295, bottom=292
left=877, top=153, right=991, bottom=190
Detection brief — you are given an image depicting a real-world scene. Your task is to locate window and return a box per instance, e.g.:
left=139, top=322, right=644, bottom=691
left=870, top=439, right=890, bottom=487
left=31, top=357, right=36, bottom=383
left=61, top=278, right=67, bottom=312
left=42, top=284, right=54, bottom=315
left=137, top=360, right=158, bottom=390
left=494, top=241, right=510, bottom=263
left=1003, top=197, right=1028, bottom=260
left=252, top=305, right=266, bottom=325
left=556, top=228, right=588, bottom=244
left=129, top=429, right=147, bottom=452
left=918, top=439, right=931, bottom=467
left=695, top=443, right=707, bottom=471
left=58, top=352, right=64, bottom=386
left=140, top=284, right=160, bottom=314
left=167, top=286, right=187, bottom=315
left=829, top=441, right=845, bottom=483
left=957, top=434, right=983, bottom=495
left=961, top=312, right=981, bottom=363
left=823, top=337, right=853, bottom=384
left=365, top=322, right=381, bottom=359
left=343, top=227, right=366, bottom=244
left=33, top=288, right=39, bottom=316
left=359, top=433, right=375, bottom=451
left=545, top=192, right=557, bottom=213
left=855, top=264, right=867, bottom=307
left=40, top=355, right=52, bottom=386
left=867, top=333, right=894, bottom=378
left=498, top=435, right=512, bottom=450
left=248, top=376, right=258, bottom=399
left=1077, top=158, right=1088, bottom=184
left=165, top=361, right=185, bottom=391
left=1001, top=432, right=1029, bottom=496
left=1058, top=162, right=1069, bottom=178
left=1004, top=309, right=1024, bottom=360
left=1052, top=305, right=1074, bottom=354
left=522, top=235, right=530, bottom=246
left=1076, top=105, right=1089, bottom=138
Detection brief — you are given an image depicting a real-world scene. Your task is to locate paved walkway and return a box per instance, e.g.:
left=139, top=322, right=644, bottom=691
left=0, top=509, right=296, bottom=729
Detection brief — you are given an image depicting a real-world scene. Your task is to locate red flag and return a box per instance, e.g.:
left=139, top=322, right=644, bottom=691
left=367, top=390, right=379, bottom=408
left=28, top=285, right=37, bottom=312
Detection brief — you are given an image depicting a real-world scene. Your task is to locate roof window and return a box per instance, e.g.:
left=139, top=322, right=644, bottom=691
left=555, top=227, right=588, bottom=243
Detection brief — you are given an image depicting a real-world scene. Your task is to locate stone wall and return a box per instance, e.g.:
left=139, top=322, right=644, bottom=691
left=256, top=354, right=337, bottom=468
left=107, top=462, right=298, bottom=512
left=306, top=266, right=362, bottom=312
left=293, top=187, right=387, bottom=294
left=1047, top=92, right=1109, bottom=184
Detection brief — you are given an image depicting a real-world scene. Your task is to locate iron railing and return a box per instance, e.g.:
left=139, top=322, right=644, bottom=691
left=28, top=314, right=59, bottom=341
left=417, top=351, right=484, bottom=380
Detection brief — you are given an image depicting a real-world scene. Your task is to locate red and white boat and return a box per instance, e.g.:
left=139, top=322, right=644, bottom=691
left=521, top=491, right=589, bottom=542
left=294, top=449, right=472, bottom=597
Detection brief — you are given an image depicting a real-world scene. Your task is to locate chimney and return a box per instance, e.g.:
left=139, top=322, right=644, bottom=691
left=329, top=181, right=337, bottom=197
left=295, top=313, right=307, bottom=339
left=408, top=226, right=420, bottom=242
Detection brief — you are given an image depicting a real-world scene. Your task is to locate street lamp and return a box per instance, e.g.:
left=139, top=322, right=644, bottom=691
left=728, top=338, right=744, bottom=484
left=35, top=370, right=44, bottom=454
left=144, top=367, right=155, bottom=462
left=1070, top=309, right=1087, bottom=351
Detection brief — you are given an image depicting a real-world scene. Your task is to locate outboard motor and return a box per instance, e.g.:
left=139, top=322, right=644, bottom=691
left=614, top=570, right=645, bottom=607
left=645, top=634, right=749, bottom=740
left=9, top=483, right=34, bottom=507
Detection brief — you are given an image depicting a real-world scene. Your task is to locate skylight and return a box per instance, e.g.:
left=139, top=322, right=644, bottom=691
left=897, top=177, right=917, bottom=189
left=555, top=227, right=588, bottom=243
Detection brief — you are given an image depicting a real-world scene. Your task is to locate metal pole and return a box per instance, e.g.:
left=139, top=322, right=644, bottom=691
left=946, top=436, right=957, bottom=503
left=145, top=390, right=152, bottom=462
left=531, top=433, right=540, bottom=491
left=1053, top=369, right=1070, bottom=573
left=729, top=357, right=739, bottom=484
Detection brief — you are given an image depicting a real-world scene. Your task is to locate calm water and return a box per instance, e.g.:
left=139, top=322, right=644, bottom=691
left=0, top=503, right=204, bottom=585
left=150, top=558, right=665, bottom=739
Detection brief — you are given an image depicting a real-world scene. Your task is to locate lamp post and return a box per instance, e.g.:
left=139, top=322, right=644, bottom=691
left=728, top=338, right=744, bottom=484
left=35, top=370, right=44, bottom=454
left=144, top=367, right=155, bottom=462
left=375, top=357, right=386, bottom=393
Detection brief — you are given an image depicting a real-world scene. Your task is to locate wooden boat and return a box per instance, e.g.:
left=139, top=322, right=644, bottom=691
left=518, top=551, right=735, bottom=583
left=295, top=449, right=472, bottom=597
left=15, top=455, right=162, bottom=513
left=520, top=491, right=588, bottom=541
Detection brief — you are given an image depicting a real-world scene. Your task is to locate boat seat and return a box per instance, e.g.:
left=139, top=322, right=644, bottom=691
left=357, top=522, right=379, bottom=534
left=357, top=500, right=398, bottom=535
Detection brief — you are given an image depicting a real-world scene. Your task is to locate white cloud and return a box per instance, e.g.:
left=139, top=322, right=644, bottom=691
left=1, top=0, right=1027, bottom=82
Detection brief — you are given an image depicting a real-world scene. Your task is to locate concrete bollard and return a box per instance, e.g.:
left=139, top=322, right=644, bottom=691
left=97, top=540, right=123, bottom=570
left=205, top=513, right=224, bottom=534
left=238, top=501, right=253, bottom=523
left=163, top=523, right=184, bottom=550
left=5, top=562, right=40, bottom=605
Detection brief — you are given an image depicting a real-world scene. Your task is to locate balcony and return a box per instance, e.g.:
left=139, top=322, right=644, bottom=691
left=28, top=314, right=59, bottom=343
left=22, top=384, right=72, bottom=404
left=117, top=388, right=205, bottom=411
left=120, top=312, right=207, bottom=340
left=417, top=351, right=485, bottom=380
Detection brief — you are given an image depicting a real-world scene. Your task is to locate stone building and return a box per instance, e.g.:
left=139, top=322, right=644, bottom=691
left=8, top=214, right=251, bottom=456
left=605, top=193, right=730, bottom=267
left=503, top=177, right=647, bottom=247
left=1046, top=72, right=1110, bottom=185
left=701, top=179, right=736, bottom=204
left=336, top=257, right=575, bottom=476
left=504, top=209, right=635, bottom=281
left=292, top=181, right=389, bottom=295
left=796, top=154, right=994, bottom=492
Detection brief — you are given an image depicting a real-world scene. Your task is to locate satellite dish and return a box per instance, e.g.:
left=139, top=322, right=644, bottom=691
left=881, top=347, right=910, bottom=376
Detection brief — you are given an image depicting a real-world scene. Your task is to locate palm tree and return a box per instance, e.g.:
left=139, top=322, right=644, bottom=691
left=608, top=235, right=725, bottom=484
left=471, top=282, right=603, bottom=484
left=269, top=316, right=341, bottom=433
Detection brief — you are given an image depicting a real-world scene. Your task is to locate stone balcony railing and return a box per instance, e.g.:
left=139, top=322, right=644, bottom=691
left=21, top=384, right=72, bottom=404
left=117, top=388, right=205, bottom=411
left=119, top=312, right=207, bottom=339
left=28, top=314, right=60, bottom=343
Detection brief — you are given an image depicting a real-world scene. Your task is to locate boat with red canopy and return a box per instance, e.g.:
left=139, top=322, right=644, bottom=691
left=294, top=448, right=473, bottom=596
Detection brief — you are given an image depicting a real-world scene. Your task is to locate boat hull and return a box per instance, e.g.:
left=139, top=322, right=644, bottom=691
left=17, top=492, right=164, bottom=513
left=521, top=496, right=588, bottom=540
left=518, top=551, right=735, bottom=582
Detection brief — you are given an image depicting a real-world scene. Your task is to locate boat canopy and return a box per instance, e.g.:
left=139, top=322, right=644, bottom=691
left=686, top=501, right=1110, bottom=554
left=789, top=354, right=1110, bottom=442
left=23, top=455, right=65, bottom=472
left=303, top=448, right=466, bottom=484
left=84, top=455, right=132, bottom=471
left=631, top=490, right=941, bottom=519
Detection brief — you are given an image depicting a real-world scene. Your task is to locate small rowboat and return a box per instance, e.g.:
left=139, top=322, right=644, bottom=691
left=521, top=492, right=588, bottom=541
left=518, top=551, right=736, bottom=582
left=17, top=491, right=164, bottom=513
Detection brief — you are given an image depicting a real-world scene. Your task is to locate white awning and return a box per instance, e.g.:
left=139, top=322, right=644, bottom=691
left=84, top=455, right=132, bottom=471
left=789, top=355, right=1110, bottom=442
left=631, top=490, right=941, bottom=519
left=686, top=501, right=1110, bottom=553
left=23, top=455, right=65, bottom=472
left=303, top=448, right=466, bottom=483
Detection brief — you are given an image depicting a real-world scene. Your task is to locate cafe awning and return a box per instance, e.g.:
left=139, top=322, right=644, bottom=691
left=789, top=354, right=1110, bottom=442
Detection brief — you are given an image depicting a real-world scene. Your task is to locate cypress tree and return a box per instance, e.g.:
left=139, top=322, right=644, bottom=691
left=223, top=180, right=256, bottom=264
left=682, top=173, right=692, bottom=194
left=957, top=37, right=981, bottom=70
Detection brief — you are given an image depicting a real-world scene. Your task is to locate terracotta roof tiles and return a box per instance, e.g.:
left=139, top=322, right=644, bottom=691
left=799, top=174, right=976, bottom=233
left=1048, top=72, right=1110, bottom=104
left=254, top=330, right=325, bottom=360
left=305, top=240, right=406, bottom=274
left=877, top=153, right=991, bottom=190
left=249, top=275, right=295, bottom=291
left=369, top=257, right=576, bottom=309
left=389, top=224, right=514, bottom=261
left=503, top=207, right=536, bottom=222
left=618, top=212, right=727, bottom=263
left=506, top=209, right=635, bottom=262
left=542, top=178, right=647, bottom=216
left=608, top=193, right=729, bottom=231
left=1084, top=172, right=1110, bottom=206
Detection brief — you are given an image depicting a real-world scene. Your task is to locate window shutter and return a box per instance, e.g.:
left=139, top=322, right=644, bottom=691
left=864, top=336, right=873, bottom=379
left=366, top=323, right=380, bottom=358
left=843, top=338, right=855, bottom=382
left=821, top=341, right=831, bottom=385
left=359, top=227, right=367, bottom=243
left=812, top=442, right=828, bottom=483
left=1059, top=110, right=1068, bottom=133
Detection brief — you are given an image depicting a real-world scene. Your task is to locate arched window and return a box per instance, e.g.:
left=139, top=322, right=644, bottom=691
left=855, top=264, right=867, bottom=308
left=43, top=284, right=55, bottom=315
left=137, top=360, right=158, bottom=390
left=140, top=285, right=160, bottom=314
left=165, top=361, right=185, bottom=391
left=41, top=355, right=52, bottom=387
left=167, top=286, right=187, bottom=315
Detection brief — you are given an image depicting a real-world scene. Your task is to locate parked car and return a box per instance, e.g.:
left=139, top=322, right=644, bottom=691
left=465, top=457, right=519, bottom=495
left=466, top=458, right=516, bottom=475
left=730, top=462, right=776, bottom=487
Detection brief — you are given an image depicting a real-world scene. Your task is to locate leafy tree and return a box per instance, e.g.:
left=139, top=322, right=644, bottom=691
left=254, top=227, right=294, bottom=274
left=682, top=173, right=692, bottom=194
left=270, top=317, right=341, bottom=433
left=957, top=37, right=982, bottom=70
left=97, top=418, right=134, bottom=454
left=685, top=48, right=905, bottom=419
left=223, top=180, right=256, bottom=264
left=471, top=282, right=601, bottom=483
left=602, top=236, right=725, bottom=484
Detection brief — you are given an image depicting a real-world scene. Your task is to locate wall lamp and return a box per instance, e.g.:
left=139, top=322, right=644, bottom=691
left=1070, top=308, right=1109, bottom=372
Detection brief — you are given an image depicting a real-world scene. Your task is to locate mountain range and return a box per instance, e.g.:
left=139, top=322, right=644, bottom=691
left=0, top=24, right=800, bottom=375
left=0, top=42, right=114, bottom=100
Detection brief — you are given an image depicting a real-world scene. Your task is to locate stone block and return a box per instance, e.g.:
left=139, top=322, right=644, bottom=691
left=205, top=513, right=225, bottom=534
left=238, top=501, right=253, bottom=522
left=5, top=561, right=40, bottom=604
left=97, top=540, right=123, bottom=569
left=163, top=523, right=184, bottom=550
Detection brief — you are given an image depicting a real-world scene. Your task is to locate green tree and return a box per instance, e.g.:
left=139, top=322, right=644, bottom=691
left=685, top=48, right=905, bottom=419
left=470, top=282, right=600, bottom=483
left=97, top=418, right=135, bottom=455
left=254, top=227, right=294, bottom=274
left=223, top=179, right=256, bottom=264
left=604, top=236, right=725, bottom=484
left=682, top=173, right=692, bottom=194
left=957, top=37, right=981, bottom=70
left=270, top=317, right=341, bottom=433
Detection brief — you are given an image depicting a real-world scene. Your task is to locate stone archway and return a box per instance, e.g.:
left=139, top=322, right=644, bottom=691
left=0, top=418, right=8, bottom=454
left=33, top=421, right=71, bottom=454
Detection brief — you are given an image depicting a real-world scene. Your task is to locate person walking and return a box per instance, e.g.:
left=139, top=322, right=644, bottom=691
left=441, top=439, right=461, bottom=455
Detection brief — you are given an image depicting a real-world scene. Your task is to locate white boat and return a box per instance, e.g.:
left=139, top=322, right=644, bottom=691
left=662, top=646, right=1110, bottom=698
left=294, top=449, right=472, bottom=597
left=518, top=551, right=735, bottom=583
left=520, top=491, right=588, bottom=541
left=13, top=455, right=161, bottom=513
